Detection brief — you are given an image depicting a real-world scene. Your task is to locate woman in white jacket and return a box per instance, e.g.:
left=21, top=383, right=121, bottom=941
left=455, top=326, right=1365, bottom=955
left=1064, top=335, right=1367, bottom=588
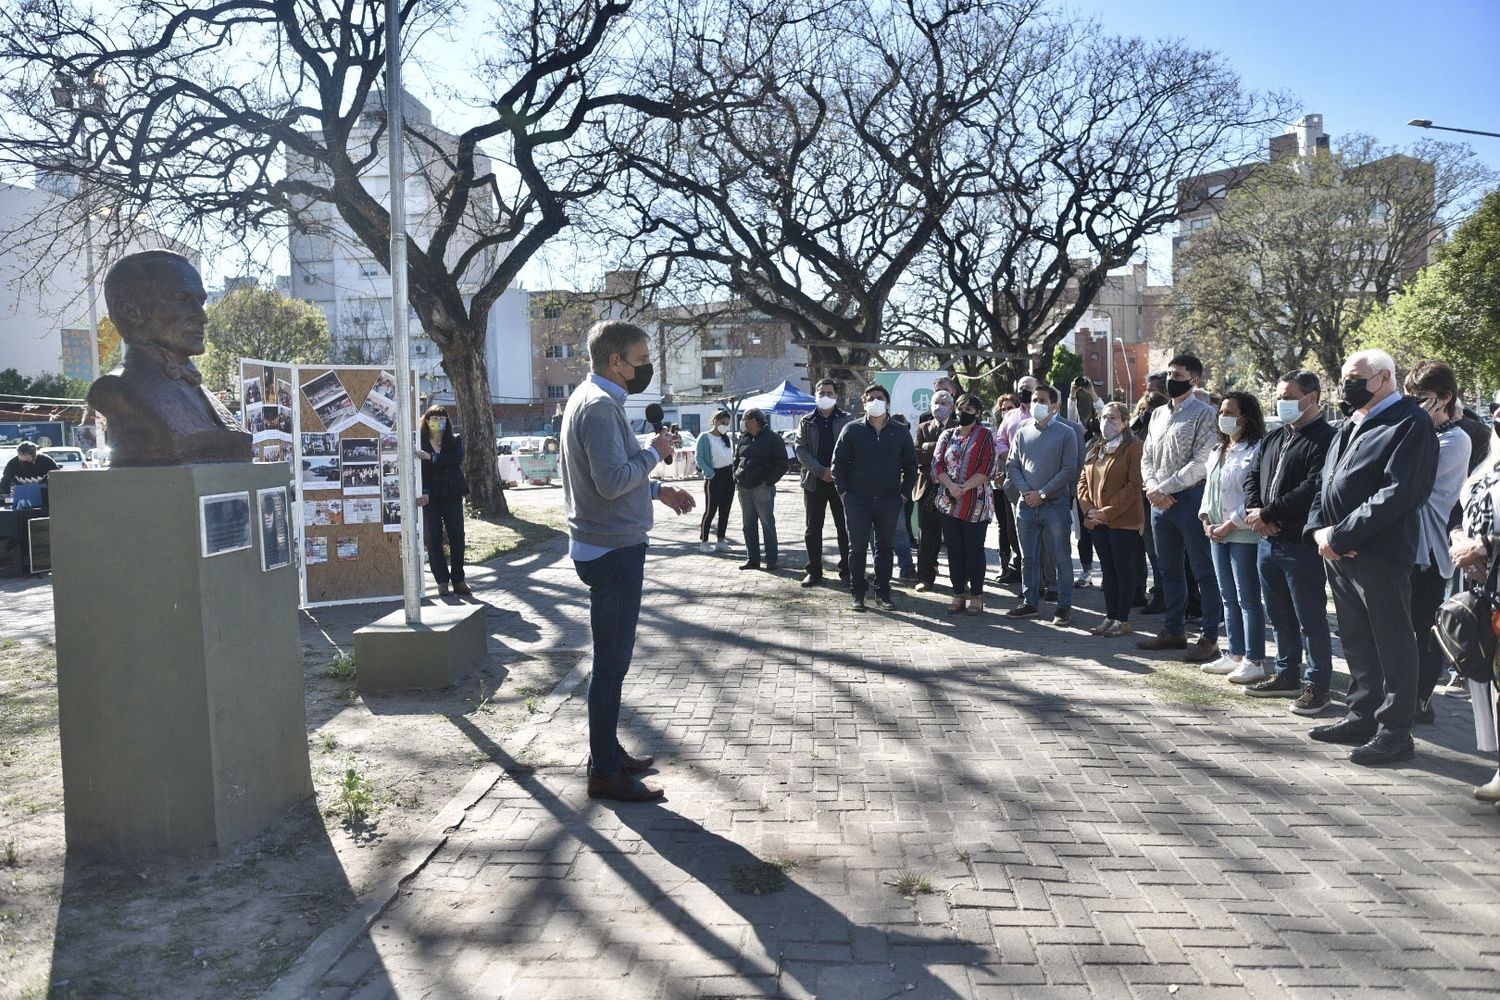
left=1199, top=391, right=1266, bottom=684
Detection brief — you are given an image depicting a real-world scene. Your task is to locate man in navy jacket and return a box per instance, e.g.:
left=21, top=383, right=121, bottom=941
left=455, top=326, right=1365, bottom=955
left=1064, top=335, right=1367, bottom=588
left=1304, top=350, right=1438, bottom=765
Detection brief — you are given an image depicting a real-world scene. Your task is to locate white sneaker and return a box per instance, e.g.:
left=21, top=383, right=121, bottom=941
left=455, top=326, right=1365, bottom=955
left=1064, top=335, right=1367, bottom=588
left=1227, top=659, right=1268, bottom=685
left=1200, top=654, right=1239, bottom=676
left=699, top=540, right=714, bottom=553
left=1075, top=571, right=1092, bottom=587
left=715, top=540, right=729, bottom=552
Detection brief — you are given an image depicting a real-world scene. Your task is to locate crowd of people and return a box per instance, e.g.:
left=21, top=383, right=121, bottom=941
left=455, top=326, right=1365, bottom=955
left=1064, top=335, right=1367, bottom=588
left=560, top=318, right=1500, bottom=802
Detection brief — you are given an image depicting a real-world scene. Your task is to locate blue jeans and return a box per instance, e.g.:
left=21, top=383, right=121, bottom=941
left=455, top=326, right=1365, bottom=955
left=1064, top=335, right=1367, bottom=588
left=574, top=543, right=647, bottom=779
left=845, top=492, right=901, bottom=598
left=1018, top=499, right=1073, bottom=609
left=1258, top=538, right=1333, bottom=691
left=737, top=483, right=777, bottom=564
left=1150, top=486, right=1222, bottom=639
left=1212, top=540, right=1264, bottom=661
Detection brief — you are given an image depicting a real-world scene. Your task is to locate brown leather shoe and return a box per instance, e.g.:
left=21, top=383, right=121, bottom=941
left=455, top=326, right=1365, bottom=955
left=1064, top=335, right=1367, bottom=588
left=1183, top=638, right=1220, bottom=664
left=619, top=749, right=655, bottom=775
left=1136, top=631, right=1187, bottom=651
left=453, top=581, right=472, bottom=596
left=587, top=772, right=664, bottom=802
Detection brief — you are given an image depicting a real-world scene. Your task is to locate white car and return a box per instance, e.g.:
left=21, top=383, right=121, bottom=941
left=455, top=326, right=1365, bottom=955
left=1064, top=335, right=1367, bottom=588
left=39, top=447, right=89, bottom=471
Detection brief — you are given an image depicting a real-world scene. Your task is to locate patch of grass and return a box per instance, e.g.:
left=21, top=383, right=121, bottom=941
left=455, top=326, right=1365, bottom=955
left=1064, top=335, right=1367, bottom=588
left=1138, top=662, right=1243, bottom=708
left=955, top=850, right=972, bottom=866
left=728, top=857, right=797, bottom=895
left=464, top=512, right=565, bottom=564
left=335, top=766, right=376, bottom=827
left=326, top=652, right=356, bottom=681
left=3, top=840, right=18, bottom=867
left=891, top=868, right=934, bottom=897
left=524, top=696, right=539, bottom=715
left=318, top=732, right=338, bottom=752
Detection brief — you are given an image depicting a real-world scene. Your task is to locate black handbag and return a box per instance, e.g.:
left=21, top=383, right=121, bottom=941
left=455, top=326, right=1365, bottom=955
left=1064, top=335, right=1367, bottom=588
left=1432, top=550, right=1499, bottom=683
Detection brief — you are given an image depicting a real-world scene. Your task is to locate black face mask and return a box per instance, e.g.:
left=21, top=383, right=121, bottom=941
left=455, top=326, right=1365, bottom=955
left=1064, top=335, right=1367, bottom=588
left=958, top=411, right=979, bottom=427
left=1166, top=377, right=1192, bottom=399
left=1341, top=375, right=1375, bottom=411
left=1337, top=399, right=1354, bottom=418
left=623, top=360, right=653, bottom=395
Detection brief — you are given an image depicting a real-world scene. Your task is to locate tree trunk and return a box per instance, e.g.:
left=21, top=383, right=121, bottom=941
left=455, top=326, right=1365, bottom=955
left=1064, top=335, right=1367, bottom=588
left=440, top=329, right=509, bottom=518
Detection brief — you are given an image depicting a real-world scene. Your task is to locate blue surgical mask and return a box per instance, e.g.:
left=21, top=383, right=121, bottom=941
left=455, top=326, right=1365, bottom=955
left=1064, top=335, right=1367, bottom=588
left=1276, top=399, right=1304, bottom=425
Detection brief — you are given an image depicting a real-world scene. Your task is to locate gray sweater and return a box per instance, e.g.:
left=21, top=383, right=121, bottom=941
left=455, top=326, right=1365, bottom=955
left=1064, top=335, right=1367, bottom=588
left=559, top=378, right=657, bottom=549
left=1007, top=417, right=1080, bottom=502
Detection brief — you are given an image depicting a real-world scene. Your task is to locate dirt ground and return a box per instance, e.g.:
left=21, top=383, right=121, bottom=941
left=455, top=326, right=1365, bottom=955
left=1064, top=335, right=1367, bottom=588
left=0, top=488, right=573, bottom=1000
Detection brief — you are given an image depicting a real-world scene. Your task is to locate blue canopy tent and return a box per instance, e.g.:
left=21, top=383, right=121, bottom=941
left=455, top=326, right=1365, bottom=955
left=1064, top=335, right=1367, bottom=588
left=735, top=380, right=817, bottom=416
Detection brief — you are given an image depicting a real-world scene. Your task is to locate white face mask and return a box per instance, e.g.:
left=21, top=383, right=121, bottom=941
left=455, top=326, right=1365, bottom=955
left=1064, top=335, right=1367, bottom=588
left=815, top=395, right=836, bottom=411
left=864, top=398, right=887, bottom=418
left=1101, top=418, right=1122, bottom=440
left=1218, top=414, right=1241, bottom=436
left=1030, top=401, right=1050, bottom=423
left=1276, top=398, right=1304, bottom=425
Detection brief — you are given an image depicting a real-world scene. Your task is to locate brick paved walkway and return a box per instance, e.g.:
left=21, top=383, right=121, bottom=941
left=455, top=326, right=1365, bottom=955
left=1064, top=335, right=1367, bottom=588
left=273, top=486, right=1500, bottom=996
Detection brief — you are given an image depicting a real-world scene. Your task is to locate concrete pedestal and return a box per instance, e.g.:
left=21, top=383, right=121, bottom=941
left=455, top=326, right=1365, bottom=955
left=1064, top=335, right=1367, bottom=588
left=50, top=464, right=312, bottom=858
left=353, top=603, right=486, bottom=692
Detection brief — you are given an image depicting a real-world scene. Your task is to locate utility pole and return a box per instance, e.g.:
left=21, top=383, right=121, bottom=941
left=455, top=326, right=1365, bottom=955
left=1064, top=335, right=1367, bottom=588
left=386, top=0, right=422, bottom=625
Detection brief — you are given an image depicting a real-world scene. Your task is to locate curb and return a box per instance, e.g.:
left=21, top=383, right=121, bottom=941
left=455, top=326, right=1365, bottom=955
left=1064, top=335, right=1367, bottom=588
left=258, top=658, right=589, bottom=999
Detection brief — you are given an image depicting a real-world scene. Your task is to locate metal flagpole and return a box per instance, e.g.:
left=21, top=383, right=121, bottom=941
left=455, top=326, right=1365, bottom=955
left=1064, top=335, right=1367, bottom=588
left=386, top=0, right=422, bottom=625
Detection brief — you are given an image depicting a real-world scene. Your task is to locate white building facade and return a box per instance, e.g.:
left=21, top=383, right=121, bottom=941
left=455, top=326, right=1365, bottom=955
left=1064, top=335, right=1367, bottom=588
left=285, top=90, right=531, bottom=405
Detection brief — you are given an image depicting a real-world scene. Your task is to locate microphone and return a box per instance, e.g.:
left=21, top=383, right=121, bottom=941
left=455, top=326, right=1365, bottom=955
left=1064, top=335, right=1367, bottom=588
left=644, top=402, right=672, bottom=465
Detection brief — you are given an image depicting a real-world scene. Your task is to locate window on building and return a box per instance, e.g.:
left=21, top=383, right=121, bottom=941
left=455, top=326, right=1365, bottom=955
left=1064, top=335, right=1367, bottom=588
left=749, top=332, right=762, bottom=345
left=542, top=304, right=563, bottom=320
left=544, top=343, right=576, bottom=359
left=702, top=358, right=720, bottom=379
left=359, top=262, right=383, bottom=278
left=546, top=383, right=574, bottom=399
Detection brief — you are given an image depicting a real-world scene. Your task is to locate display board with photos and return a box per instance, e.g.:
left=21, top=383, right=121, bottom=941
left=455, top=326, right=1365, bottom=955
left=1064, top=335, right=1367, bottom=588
left=292, top=364, right=419, bottom=607
left=238, top=358, right=297, bottom=465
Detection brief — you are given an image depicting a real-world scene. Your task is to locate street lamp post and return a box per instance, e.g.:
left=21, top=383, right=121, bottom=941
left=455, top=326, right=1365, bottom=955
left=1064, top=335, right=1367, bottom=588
left=51, top=72, right=106, bottom=383
left=1408, top=119, right=1500, bottom=140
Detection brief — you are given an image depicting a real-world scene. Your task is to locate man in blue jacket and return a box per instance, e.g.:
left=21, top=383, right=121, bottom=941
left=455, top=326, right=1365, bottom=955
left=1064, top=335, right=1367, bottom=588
left=1304, top=349, right=1438, bottom=765
left=833, top=383, right=917, bottom=612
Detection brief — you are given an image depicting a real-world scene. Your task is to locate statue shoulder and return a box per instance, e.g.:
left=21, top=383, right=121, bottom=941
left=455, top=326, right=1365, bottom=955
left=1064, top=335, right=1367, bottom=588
left=86, top=373, right=132, bottom=408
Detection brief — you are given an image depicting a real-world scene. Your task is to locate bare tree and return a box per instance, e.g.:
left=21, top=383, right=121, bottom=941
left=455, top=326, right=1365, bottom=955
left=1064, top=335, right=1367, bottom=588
left=893, top=24, right=1289, bottom=390
left=1173, top=136, right=1494, bottom=386
left=606, top=0, right=1028, bottom=386
left=0, top=0, right=689, bottom=515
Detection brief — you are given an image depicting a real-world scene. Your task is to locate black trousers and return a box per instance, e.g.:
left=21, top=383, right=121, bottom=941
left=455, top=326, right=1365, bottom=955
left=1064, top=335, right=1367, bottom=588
left=916, top=493, right=944, bottom=585
left=1074, top=496, right=1094, bottom=571
left=994, top=490, right=1018, bottom=571
left=1328, top=554, right=1418, bottom=735
left=1138, top=489, right=1159, bottom=599
left=700, top=467, right=734, bottom=542
left=1411, top=564, right=1452, bottom=703
left=802, top=478, right=849, bottom=577
left=940, top=513, right=988, bottom=595
left=423, top=498, right=466, bottom=586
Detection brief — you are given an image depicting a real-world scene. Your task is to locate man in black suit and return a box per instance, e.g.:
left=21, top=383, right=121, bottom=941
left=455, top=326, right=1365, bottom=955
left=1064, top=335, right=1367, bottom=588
left=1304, top=349, right=1438, bottom=765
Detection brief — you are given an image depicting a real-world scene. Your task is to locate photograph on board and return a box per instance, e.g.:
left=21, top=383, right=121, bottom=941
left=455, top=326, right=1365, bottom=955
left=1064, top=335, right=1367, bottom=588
left=380, top=432, right=398, bottom=453
left=242, top=377, right=262, bottom=407
left=340, top=437, right=379, bottom=464
left=302, top=432, right=337, bottom=456
left=341, top=463, right=380, bottom=494
left=382, top=499, right=402, bottom=533
left=302, top=370, right=356, bottom=430
left=247, top=408, right=265, bottom=434
left=276, top=378, right=292, bottom=409
left=300, top=455, right=340, bottom=491
left=200, top=492, right=252, bottom=558
left=303, top=498, right=343, bottom=526
left=304, top=535, right=329, bottom=565
left=382, top=475, right=401, bottom=501
left=261, top=442, right=282, bottom=463
left=343, top=498, right=381, bottom=524
left=258, top=488, right=292, bottom=571
left=336, top=536, right=359, bottom=561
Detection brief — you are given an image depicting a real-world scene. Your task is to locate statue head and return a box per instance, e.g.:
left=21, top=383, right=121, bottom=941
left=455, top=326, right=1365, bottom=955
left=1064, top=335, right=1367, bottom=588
left=103, top=250, right=208, bottom=359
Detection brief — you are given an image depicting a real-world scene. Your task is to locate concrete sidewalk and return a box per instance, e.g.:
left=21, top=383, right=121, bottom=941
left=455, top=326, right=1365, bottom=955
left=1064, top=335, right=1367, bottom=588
left=268, top=485, right=1500, bottom=997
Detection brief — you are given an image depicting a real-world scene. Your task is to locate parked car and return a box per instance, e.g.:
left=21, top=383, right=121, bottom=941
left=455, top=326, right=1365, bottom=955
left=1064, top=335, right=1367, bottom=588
left=39, top=446, right=89, bottom=470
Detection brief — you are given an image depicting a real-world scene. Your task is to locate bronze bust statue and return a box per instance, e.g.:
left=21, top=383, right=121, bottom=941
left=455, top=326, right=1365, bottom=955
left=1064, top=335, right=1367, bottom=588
left=87, top=250, right=251, bottom=466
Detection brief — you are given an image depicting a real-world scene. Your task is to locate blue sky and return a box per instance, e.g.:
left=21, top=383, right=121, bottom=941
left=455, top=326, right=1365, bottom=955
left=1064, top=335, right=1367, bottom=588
left=1071, top=0, right=1500, bottom=170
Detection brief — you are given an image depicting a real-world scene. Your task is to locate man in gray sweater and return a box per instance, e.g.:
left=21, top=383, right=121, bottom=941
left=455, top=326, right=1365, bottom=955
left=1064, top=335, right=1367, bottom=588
left=1005, top=385, right=1080, bottom=624
left=560, top=320, right=695, bottom=802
